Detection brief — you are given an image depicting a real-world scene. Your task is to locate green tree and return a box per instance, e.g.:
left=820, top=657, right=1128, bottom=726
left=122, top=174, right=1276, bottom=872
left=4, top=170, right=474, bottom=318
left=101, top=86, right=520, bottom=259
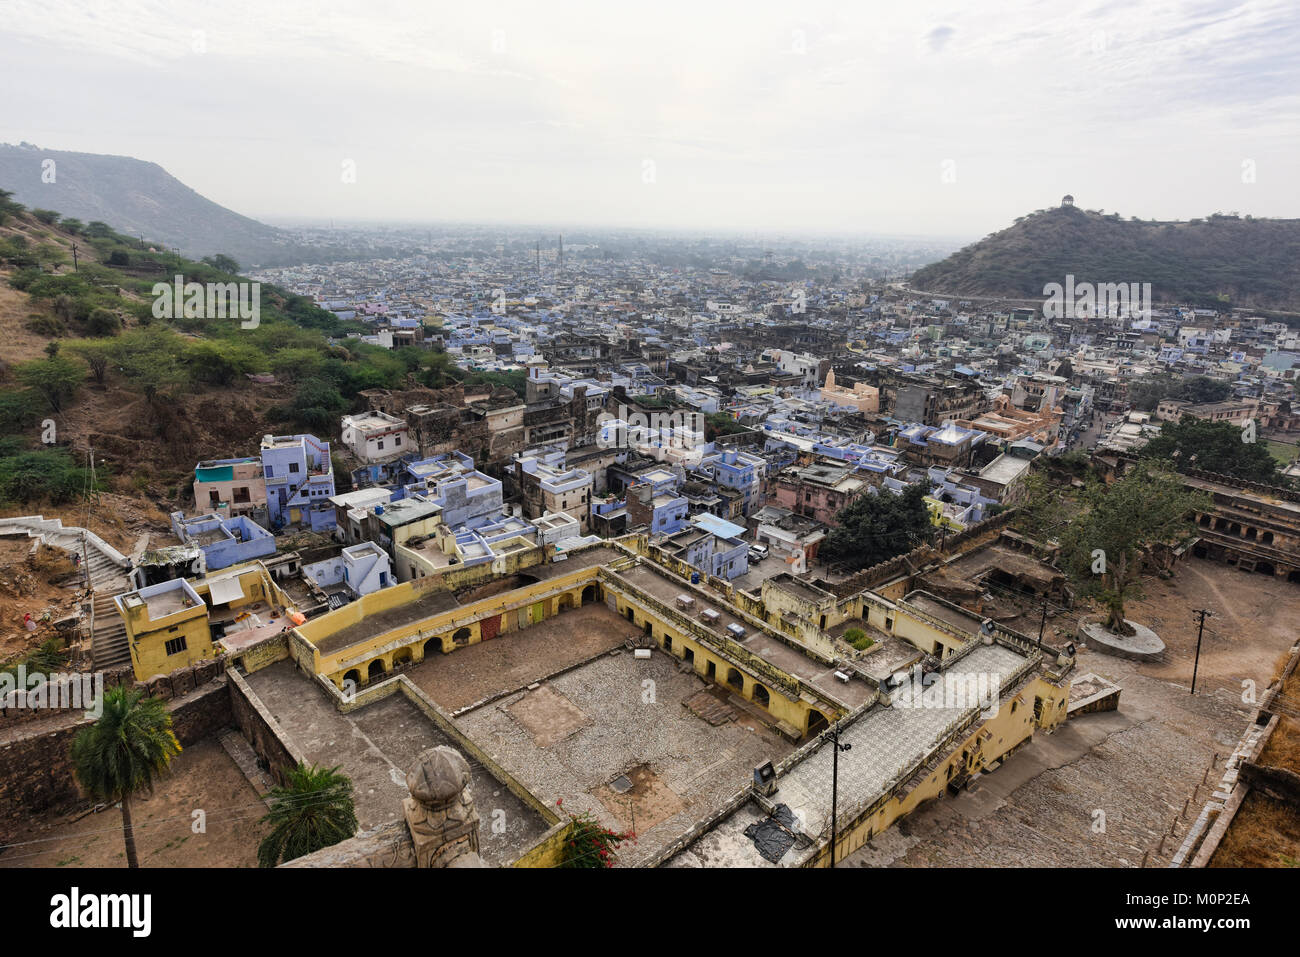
left=63, top=339, right=114, bottom=387
left=70, top=686, right=182, bottom=868
left=85, top=307, right=122, bottom=337
left=14, top=356, right=83, bottom=413
left=820, top=483, right=933, bottom=569
left=1141, top=416, right=1278, bottom=482
left=111, top=328, right=187, bottom=404
left=0, top=188, right=23, bottom=226
left=1058, top=463, right=1205, bottom=633
left=185, top=339, right=266, bottom=385
left=286, top=377, right=346, bottom=431
left=257, top=762, right=357, bottom=867
left=202, top=254, right=241, bottom=274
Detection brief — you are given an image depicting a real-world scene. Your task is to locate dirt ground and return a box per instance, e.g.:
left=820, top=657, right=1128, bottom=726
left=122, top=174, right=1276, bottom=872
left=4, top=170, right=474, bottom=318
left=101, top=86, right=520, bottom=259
left=0, top=491, right=174, bottom=554
left=1, top=736, right=267, bottom=868
left=405, top=603, right=640, bottom=711
left=1123, top=558, right=1298, bottom=695
left=0, top=540, right=83, bottom=665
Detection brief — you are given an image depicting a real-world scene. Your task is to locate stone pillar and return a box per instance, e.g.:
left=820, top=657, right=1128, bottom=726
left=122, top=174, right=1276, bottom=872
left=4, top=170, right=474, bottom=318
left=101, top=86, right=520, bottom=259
left=403, top=746, right=484, bottom=868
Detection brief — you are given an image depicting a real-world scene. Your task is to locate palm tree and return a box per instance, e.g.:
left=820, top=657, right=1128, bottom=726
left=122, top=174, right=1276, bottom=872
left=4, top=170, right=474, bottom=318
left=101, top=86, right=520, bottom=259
left=70, top=685, right=182, bottom=868
left=257, top=762, right=357, bottom=867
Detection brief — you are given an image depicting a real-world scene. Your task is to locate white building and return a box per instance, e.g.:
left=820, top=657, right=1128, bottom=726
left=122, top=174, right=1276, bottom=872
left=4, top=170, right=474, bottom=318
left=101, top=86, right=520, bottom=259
left=341, top=411, right=410, bottom=463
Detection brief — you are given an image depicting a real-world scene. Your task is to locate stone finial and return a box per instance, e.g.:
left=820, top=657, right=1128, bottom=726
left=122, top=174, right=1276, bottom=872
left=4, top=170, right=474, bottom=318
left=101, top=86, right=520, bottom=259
left=403, top=746, right=481, bottom=868
left=407, top=746, right=471, bottom=806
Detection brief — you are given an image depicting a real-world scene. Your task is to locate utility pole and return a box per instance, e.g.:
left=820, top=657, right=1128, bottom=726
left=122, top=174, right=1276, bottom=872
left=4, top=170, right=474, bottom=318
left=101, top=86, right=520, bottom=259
left=821, top=722, right=852, bottom=867
left=1191, top=609, right=1211, bottom=694
left=1037, top=599, right=1048, bottom=649
left=70, top=242, right=78, bottom=273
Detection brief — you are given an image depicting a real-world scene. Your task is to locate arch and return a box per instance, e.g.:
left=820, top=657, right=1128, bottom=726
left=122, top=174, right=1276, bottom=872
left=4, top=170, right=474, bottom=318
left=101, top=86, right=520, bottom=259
left=1288, top=569, right=1300, bottom=584
left=393, top=648, right=412, bottom=668
left=367, top=659, right=386, bottom=682
left=1199, top=514, right=1211, bottom=528
left=557, top=592, right=575, bottom=612
left=807, top=709, right=829, bottom=737
left=423, top=636, right=441, bottom=659
left=725, top=667, right=743, bottom=691
left=582, top=584, right=599, bottom=605
left=752, top=683, right=770, bottom=707
left=1261, top=531, right=1275, bottom=545
left=343, top=669, right=360, bottom=689
left=452, top=626, right=472, bottom=646
left=1245, top=527, right=1257, bottom=540
left=1255, top=562, right=1275, bottom=576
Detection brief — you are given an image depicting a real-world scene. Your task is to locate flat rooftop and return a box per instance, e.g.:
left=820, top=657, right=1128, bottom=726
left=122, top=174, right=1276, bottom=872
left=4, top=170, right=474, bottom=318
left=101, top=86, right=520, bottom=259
left=244, top=662, right=548, bottom=864
left=613, top=561, right=872, bottom=708
left=666, top=641, right=1030, bottom=867
left=453, top=647, right=796, bottom=865
left=308, top=545, right=622, bottom=655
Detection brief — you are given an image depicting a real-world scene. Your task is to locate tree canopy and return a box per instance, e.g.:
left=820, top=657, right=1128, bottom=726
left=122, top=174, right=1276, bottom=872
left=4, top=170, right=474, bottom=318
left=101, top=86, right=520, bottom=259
left=1141, top=416, right=1278, bottom=483
left=820, top=483, right=933, bottom=570
left=1056, top=463, right=1206, bottom=633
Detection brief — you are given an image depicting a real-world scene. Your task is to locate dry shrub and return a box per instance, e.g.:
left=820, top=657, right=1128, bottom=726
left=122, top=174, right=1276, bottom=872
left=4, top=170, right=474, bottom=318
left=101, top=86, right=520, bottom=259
left=1210, top=793, right=1300, bottom=868
left=28, top=543, right=74, bottom=576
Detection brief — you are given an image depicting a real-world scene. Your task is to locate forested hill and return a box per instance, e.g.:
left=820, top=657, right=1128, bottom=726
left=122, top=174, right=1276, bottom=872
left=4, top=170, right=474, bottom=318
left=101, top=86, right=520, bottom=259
left=909, top=204, right=1300, bottom=313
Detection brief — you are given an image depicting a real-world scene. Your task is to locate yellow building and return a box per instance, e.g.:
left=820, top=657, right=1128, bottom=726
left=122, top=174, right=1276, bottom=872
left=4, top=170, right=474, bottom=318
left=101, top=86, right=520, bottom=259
left=116, top=561, right=299, bottom=681
left=116, top=578, right=216, bottom=680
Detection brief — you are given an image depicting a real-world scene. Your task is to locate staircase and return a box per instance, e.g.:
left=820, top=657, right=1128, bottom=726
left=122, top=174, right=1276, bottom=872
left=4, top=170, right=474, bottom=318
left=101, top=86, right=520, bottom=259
left=0, top=515, right=131, bottom=594
left=90, top=592, right=132, bottom=671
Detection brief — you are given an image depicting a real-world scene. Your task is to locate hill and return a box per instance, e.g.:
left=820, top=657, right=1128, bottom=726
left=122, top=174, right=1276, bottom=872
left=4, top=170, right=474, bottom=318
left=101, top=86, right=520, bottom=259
left=0, top=195, right=462, bottom=530
left=0, top=143, right=297, bottom=266
left=909, top=204, right=1300, bottom=314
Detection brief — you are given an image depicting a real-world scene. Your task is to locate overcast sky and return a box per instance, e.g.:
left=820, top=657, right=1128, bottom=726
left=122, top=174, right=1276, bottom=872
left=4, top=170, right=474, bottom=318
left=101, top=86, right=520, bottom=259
left=2, top=0, right=1298, bottom=239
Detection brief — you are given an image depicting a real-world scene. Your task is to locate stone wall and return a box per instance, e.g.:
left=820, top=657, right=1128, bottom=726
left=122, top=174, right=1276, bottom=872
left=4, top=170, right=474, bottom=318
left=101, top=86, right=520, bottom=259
left=227, top=670, right=307, bottom=785
left=0, top=677, right=232, bottom=838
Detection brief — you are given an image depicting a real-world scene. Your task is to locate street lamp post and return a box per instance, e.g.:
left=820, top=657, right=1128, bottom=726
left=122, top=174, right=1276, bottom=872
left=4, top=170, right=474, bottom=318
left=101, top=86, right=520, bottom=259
left=822, top=722, right=852, bottom=867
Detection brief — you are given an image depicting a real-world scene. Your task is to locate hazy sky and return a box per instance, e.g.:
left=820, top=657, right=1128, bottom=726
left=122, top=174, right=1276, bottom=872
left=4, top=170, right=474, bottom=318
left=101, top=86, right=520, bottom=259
left=3, top=0, right=1298, bottom=238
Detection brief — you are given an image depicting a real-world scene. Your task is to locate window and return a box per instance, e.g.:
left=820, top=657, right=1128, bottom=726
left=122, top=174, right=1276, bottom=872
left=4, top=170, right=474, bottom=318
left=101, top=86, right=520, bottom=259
left=289, top=462, right=300, bottom=474
left=395, top=435, right=402, bottom=447
left=164, top=636, right=188, bottom=656
left=377, top=440, right=384, bottom=451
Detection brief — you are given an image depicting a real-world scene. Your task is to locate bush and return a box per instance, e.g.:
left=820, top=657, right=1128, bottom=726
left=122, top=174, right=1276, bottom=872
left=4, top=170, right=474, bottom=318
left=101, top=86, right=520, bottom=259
left=85, top=308, right=122, bottom=337
left=0, top=447, right=90, bottom=505
left=843, top=627, right=874, bottom=651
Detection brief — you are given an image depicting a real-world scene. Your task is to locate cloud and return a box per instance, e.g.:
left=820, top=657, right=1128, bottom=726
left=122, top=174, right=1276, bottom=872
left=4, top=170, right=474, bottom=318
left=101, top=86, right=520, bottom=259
left=1, top=0, right=1297, bottom=235
left=924, top=25, right=956, bottom=52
